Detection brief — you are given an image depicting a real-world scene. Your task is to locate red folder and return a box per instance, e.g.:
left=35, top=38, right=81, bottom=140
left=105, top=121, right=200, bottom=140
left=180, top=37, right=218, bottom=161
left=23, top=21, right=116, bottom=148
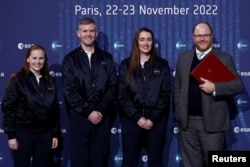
left=190, top=52, right=236, bottom=84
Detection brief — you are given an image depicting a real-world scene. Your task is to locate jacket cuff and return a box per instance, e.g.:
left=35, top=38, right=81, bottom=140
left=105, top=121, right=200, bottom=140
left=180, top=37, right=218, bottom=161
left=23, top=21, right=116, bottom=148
left=7, top=132, right=16, bottom=140
left=85, top=107, right=93, bottom=118
left=132, top=113, right=142, bottom=123
left=96, top=107, right=104, bottom=115
left=52, top=129, right=60, bottom=139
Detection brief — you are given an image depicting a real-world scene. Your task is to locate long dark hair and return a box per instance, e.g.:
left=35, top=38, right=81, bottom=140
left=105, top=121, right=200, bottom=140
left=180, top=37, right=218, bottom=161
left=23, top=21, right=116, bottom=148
left=125, top=27, right=157, bottom=85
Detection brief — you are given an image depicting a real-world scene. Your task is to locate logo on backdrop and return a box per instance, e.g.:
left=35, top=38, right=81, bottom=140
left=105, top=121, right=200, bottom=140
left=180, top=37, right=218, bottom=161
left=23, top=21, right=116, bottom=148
left=237, top=39, right=249, bottom=52
left=114, top=154, right=123, bottom=164
left=239, top=71, right=250, bottom=77
left=111, top=127, right=121, bottom=134
left=61, top=128, right=67, bottom=134
left=175, top=154, right=182, bottom=164
left=212, top=43, right=221, bottom=48
left=236, top=95, right=249, bottom=109
left=172, top=127, right=179, bottom=134
left=176, top=40, right=187, bottom=51
left=154, top=43, right=159, bottom=48
left=0, top=72, right=4, bottom=77
left=113, top=41, right=125, bottom=50
left=172, top=71, right=176, bottom=77
left=49, top=71, right=62, bottom=77
left=0, top=152, right=4, bottom=165
left=234, top=127, right=250, bottom=133
left=51, top=40, right=63, bottom=52
left=141, top=155, right=148, bottom=162
left=17, top=43, right=34, bottom=50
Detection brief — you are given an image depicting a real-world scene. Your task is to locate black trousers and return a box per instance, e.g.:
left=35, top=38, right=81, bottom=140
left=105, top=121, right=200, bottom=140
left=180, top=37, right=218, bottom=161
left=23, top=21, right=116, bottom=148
left=13, top=129, right=53, bottom=167
left=121, top=116, right=167, bottom=167
left=69, top=111, right=110, bottom=167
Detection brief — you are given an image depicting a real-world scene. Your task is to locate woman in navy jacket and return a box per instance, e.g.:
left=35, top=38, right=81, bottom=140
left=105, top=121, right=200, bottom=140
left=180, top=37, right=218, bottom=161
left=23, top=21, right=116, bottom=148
left=119, top=28, right=171, bottom=167
left=1, top=44, right=60, bottom=167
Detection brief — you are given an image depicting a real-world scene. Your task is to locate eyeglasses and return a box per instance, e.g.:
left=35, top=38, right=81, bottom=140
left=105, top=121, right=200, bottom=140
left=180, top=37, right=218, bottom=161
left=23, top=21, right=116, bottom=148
left=193, top=34, right=212, bottom=39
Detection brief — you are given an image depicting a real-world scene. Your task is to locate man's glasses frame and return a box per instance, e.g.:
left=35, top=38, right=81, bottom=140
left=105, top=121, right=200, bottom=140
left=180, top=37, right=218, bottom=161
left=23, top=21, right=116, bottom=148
left=193, top=34, right=212, bottom=39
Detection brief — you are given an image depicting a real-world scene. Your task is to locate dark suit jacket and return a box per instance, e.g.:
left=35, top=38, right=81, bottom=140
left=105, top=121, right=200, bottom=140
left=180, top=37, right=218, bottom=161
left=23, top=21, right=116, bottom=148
left=174, top=48, right=243, bottom=132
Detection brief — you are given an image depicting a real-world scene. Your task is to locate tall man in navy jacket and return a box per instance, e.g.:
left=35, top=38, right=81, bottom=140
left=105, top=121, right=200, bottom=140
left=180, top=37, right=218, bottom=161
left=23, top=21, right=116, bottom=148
left=62, top=17, right=117, bottom=167
left=174, top=22, right=243, bottom=167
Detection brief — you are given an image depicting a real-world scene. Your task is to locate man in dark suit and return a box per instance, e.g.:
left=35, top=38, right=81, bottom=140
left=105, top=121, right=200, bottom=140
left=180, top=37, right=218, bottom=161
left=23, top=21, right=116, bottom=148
left=173, top=22, right=243, bottom=167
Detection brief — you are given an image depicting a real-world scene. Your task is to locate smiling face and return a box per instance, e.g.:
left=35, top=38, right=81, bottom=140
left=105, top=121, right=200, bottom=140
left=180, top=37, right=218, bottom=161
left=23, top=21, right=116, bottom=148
left=77, top=23, right=98, bottom=48
left=192, top=23, right=213, bottom=52
left=138, top=31, right=153, bottom=55
left=26, top=49, right=45, bottom=76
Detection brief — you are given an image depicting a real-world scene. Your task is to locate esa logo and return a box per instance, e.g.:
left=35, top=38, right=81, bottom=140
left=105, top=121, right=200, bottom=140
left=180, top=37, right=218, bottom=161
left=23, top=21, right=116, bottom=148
left=176, top=41, right=187, bottom=51
left=172, top=71, right=176, bottom=77
left=17, top=43, right=34, bottom=50
left=113, top=41, right=125, bottom=50
left=172, top=127, right=179, bottom=134
left=154, top=43, right=159, bottom=48
left=51, top=40, right=63, bottom=52
left=175, top=154, right=182, bottom=163
left=234, top=127, right=250, bottom=133
left=141, top=155, right=148, bottom=162
left=236, top=95, right=249, bottom=109
left=111, top=127, right=121, bottom=134
left=212, top=43, right=221, bottom=48
left=61, top=128, right=67, bottom=134
left=49, top=71, right=62, bottom=77
left=237, top=39, right=249, bottom=52
left=0, top=153, right=4, bottom=165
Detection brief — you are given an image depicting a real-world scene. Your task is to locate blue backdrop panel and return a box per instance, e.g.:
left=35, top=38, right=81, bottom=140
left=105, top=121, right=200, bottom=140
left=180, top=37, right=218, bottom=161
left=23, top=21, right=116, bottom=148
left=0, top=0, right=250, bottom=167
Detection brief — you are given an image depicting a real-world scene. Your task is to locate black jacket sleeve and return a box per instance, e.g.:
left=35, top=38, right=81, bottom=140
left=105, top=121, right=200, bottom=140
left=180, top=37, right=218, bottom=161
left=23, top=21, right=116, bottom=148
left=2, top=77, right=19, bottom=139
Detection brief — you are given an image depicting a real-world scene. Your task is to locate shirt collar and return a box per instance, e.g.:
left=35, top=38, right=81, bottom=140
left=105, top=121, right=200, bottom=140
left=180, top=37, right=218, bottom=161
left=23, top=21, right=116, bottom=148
left=196, top=47, right=212, bottom=60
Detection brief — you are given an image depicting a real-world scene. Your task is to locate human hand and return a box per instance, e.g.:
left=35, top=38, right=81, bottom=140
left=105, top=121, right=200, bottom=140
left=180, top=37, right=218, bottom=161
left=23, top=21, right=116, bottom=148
left=8, top=138, right=19, bottom=150
left=88, top=111, right=103, bottom=124
left=137, top=117, right=147, bottom=128
left=51, top=138, right=58, bottom=149
left=199, top=77, right=215, bottom=93
left=144, top=119, right=154, bottom=130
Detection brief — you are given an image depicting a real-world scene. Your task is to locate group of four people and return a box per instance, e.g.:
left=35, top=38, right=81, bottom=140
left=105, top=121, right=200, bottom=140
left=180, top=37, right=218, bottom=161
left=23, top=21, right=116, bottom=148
left=1, top=17, right=243, bottom=167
